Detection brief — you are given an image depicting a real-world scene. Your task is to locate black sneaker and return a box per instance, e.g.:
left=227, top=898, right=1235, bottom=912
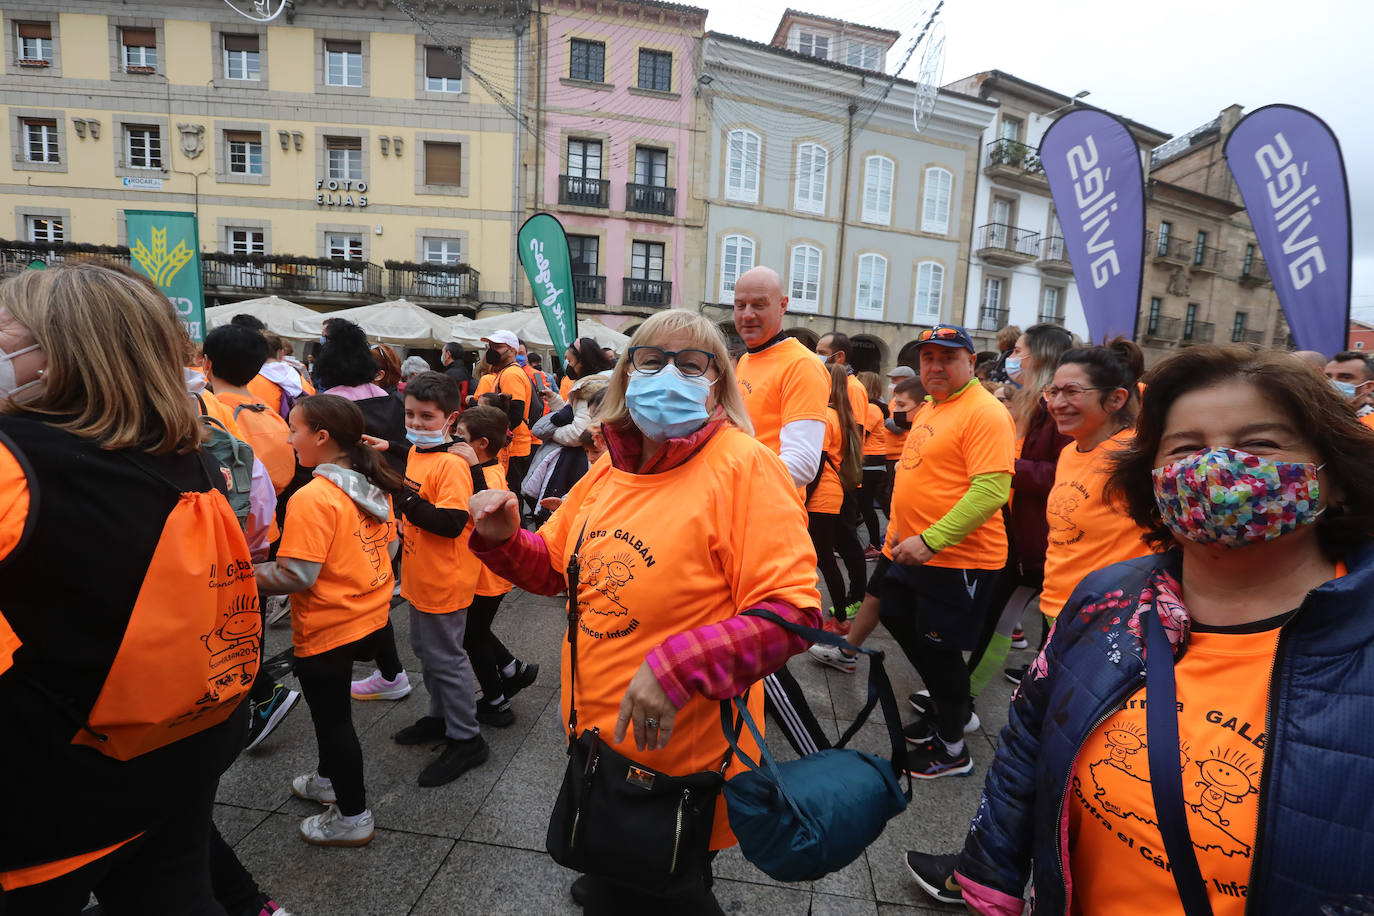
left=476, top=697, right=515, bottom=728
left=905, top=740, right=973, bottom=780
left=501, top=661, right=539, bottom=699
left=905, top=851, right=964, bottom=904
left=245, top=684, right=300, bottom=752
left=1005, top=665, right=1029, bottom=685
left=418, top=735, right=490, bottom=787
left=394, top=715, right=446, bottom=746
left=570, top=874, right=591, bottom=907
left=903, top=716, right=938, bottom=745
left=904, top=700, right=980, bottom=741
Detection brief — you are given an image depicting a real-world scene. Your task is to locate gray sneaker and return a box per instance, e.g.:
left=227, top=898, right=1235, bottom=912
left=291, top=772, right=337, bottom=805
left=300, top=805, right=374, bottom=847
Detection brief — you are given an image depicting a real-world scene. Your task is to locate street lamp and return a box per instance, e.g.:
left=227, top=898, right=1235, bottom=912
left=1043, top=90, right=1090, bottom=118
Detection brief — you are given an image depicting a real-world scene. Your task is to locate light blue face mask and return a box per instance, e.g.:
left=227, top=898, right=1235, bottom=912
left=1003, top=355, right=1023, bottom=379
left=1331, top=378, right=1359, bottom=399
left=625, top=365, right=712, bottom=441
left=405, top=425, right=448, bottom=448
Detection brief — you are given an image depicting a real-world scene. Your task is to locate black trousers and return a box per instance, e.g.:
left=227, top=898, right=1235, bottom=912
left=859, top=466, right=887, bottom=544
left=464, top=593, right=516, bottom=701
left=4, top=778, right=224, bottom=916
left=506, top=453, right=533, bottom=513
left=293, top=626, right=392, bottom=816
left=208, top=824, right=262, bottom=916
left=762, top=665, right=831, bottom=756
left=807, top=511, right=848, bottom=614
left=834, top=491, right=867, bottom=606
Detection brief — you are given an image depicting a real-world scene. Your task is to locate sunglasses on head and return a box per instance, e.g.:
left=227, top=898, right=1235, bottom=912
left=917, top=326, right=963, bottom=342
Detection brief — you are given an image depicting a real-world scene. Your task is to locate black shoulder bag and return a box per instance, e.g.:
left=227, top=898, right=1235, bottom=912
left=545, top=523, right=736, bottom=896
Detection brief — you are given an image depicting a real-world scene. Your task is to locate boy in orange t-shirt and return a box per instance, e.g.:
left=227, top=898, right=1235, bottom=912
left=451, top=406, right=539, bottom=727
left=385, top=372, right=490, bottom=787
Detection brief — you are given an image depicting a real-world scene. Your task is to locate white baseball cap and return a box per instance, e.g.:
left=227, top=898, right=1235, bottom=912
left=481, top=330, right=520, bottom=350
left=887, top=365, right=916, bottom=379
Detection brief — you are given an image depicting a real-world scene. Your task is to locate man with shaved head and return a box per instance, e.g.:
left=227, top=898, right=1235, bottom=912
left=733, top=265, right=833, bottom=757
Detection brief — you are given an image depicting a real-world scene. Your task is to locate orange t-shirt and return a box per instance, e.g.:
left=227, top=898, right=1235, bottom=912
left=884, top=382, right=1015, bottom=570
left=0, top=611, right=18, bottom=677
left=195, top=391, right=244, bottom=439
left=279, top=476, right=396, bottom=656
left=845, top=374, right=868, bottom=431
left=862, top=402, right=885, bottom=458
left=213, top=392, right=295, bottom=495
left=475, top=462, right=514, bottom=597
left=1069, top=626, right=1279, bottom=915
left=538, top=427, right=822, bottom=849
left=1040, top=430, right=1151, bottom=619
left=401, top=448, right=480, bottom=613
left=559, top=374, right=574, bottom=401
left=807, top=408, right=844, bottom=515
left=247, top=374, right=283, bottom=412
left=493, top=364, right=533, bottom=457
left=1360, top=413, right=1374, bottom=432
left=884, top=422, right=908, bottom=461
left=735, top=338, right=830, bottom=453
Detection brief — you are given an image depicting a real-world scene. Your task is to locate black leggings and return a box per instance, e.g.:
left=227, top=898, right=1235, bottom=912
left=464, top=593, right=516, bottom=701
left=859, top=466, right=886, bottom=544
left=294, top=627, right=392, bottom=816
left=909, top=641, right=971, bottom=743
left=836, top=492, right=867, bottom=603
left=807, top=511, right=848, bottom=613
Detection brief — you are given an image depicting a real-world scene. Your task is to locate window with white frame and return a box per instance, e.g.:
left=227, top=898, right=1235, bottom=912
left=913, top=261, right=943, bottom=322
left=125, top=126, right=162, bottom=169
left=423, top=237, right=462, bottom=264
left=223, top=34, right=259, bottom=80
left=725, top=129, right=761, bottom=203
left=861, top=155, right=894, bottom=225
left=794, top=143, right=828, bottom=214
left=979, top=276, right=1005, bottom=330
left=1039, top=286, right=1064, bottom=323
left=26, top=216, right=63, bottom=244
left=425, top=46, right=461, bottom=93
left=324, top=40, right=361, bottom=87
left=797, top=31, right=829, bottom=59
left=15, top=22, right=53, bottom=64
left=326, top=233, right=363, bottom=260
left=719, top=234, right=755, bottom=301
left=23, top=119, right=58, bottom=163
left=789, top=245, right=821, bottom=313
left=921, top=167, right=953, bottom=234
left=326, top=137, right=362, bottom=180
left=854, top=253, right=887, bottom=318
left=227, top=228, right=264, bottom=254
left=121, top=28, right=157, bottom=72
left=227, top=131, right=263, bottom=175
left=845, top=42, right=881, bottom=70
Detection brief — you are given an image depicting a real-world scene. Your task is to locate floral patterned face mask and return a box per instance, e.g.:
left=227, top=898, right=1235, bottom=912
left=1151, top=446, right=1324, bottom=548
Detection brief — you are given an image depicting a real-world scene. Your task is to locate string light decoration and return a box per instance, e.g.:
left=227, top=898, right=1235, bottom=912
left=221, top=0, right=292, bottom=23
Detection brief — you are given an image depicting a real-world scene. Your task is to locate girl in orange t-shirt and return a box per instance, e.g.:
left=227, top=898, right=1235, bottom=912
left=255, top=395, right=403, bottom=850
left=808, top=364, right=861, bottom=629
left=856, top=371, right=889, bottom=554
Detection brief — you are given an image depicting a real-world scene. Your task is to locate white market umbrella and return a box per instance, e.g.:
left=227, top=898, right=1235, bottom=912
left=205, top=296, right=318, bottom=339
left=292, top=299, right=456, bottom=347
left=450, top=308, right=629, bottom=353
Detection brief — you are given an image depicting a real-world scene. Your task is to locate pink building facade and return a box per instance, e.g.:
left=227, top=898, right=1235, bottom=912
left=538, top=0, right=706, bottom=326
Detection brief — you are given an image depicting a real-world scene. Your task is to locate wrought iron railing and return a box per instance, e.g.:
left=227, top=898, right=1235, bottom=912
left=573, top=274, right=606, bottom=304
left=559, top=174, right=610, bottom=208
left=626, top=183, right=676, bottom=216
left=977, top=222, right=1041, bottom=258
left=623, top=277, right=671, bottom=306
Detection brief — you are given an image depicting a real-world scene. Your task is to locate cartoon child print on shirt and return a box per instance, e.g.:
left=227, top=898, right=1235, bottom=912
left=357, top=513, right=392, bottom=587
left=1185, top=749, right=1259, bottom=857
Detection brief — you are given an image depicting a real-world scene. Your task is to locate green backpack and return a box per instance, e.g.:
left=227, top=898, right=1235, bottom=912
left=193, top=395, right=255, bottom=530
left=837, top=421, right=863, bottom=492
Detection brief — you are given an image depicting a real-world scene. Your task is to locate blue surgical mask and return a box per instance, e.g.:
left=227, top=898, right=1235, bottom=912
left=1331, top=378, right=1359, bottom=399
left=1004, top=356, right=1023, bottom=380
left=625, top=365, right=712, bottom=441
left=515, top=354, right=528, bottom=367
left=405, top=426, right=448, bottom=448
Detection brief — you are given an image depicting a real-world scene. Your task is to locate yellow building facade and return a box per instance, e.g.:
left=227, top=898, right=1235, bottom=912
left=0, top=0, right=531, bottom=313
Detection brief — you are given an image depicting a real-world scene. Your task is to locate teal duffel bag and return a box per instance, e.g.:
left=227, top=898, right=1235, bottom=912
left=720, top=609, right=912, bottom=882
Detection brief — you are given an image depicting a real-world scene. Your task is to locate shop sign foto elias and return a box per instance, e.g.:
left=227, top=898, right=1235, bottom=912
left=316, top=178, right=368, bottom=208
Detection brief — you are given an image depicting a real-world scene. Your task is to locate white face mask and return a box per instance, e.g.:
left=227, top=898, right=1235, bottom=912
left=0, top=343, right=43, bottom=401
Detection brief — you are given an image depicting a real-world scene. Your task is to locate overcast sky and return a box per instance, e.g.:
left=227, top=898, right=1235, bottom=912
left=700, top=0, right=1374, bottom=319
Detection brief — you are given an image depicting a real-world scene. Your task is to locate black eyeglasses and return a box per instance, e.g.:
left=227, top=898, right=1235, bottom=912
left=1041, top=384, right=1104, bottom=402
left=627, top=346, right=716, bottom=378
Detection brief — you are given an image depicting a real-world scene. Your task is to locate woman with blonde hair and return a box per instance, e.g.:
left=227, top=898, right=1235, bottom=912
left=467, top=310, right=821, bottom=914
left=0, top=263, right=284, bottom=913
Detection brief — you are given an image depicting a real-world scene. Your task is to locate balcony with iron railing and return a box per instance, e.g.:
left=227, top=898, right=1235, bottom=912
left=623, top=277, right=671, bottom=307
left=1231, top=327, right=1265, bottom=346
left=626, top=183, right=676, bottom=216
left=1180, top=320, right=1215, bottom=345
left=1239, top=254, right=1271, bottom=287
left=1191, top=245, right=1227, bottom=274
left=976, top=223, right=1041, bottom=266
left=978, top=306, right=1010, bottom=332
left=1141, top=314, right=1182, bottom=341
left=385, top=261, right=479, bottom=308
left=1148, top=232, right=1193, bottom=265
left=1038, top=310, right=1066, bottom=327
left=559, top=174, right=610, bottom=209
left=1037, top=235, right=1073, bottom=276
left=983, top=138, right=1047, bottom=190
left=0, top=241, right=130, bottom=276
left=573, top=273, right=606, bottom=304
left=203, top=253, right=384, bottom=302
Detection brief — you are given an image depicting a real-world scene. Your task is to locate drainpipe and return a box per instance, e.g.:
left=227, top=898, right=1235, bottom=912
left=830, top=101, right=857, bottom=331
left=511, top=19, right=525, bottom=308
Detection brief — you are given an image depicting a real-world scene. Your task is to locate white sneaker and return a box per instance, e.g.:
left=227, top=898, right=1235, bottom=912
left=264, top=595, right=291, bottom=627
left=300, top=805, right=374, bottom=848
left=291, top=772, right=337, bottom=805
left=808, top=643, right=857, bottom=673
left=350, top=669, right=411, bottom=701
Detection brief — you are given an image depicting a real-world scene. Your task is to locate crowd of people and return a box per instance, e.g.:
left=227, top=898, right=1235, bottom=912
left=2, top=259, right=1374, bottom=915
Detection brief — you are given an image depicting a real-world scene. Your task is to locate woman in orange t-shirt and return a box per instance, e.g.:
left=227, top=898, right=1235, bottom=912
left=467, top=311, right=822, bottom=914
left=255, top=395, right=402, bottom=850
left=807, top=364, right=861, bottom=627
left=856, top=371, right=889, bottom=555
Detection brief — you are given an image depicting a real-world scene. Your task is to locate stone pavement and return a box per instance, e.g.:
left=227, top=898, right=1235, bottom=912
left=219, top=584, right=1038, bottom=915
